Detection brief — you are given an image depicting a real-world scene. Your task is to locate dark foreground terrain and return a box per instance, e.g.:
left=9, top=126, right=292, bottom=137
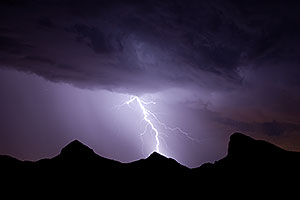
left=1, top=132, right=300, bottom=194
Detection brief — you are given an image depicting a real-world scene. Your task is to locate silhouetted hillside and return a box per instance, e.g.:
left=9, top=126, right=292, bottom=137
left=195, top=133, right=300, bottom=190
left=1, top=132, right=299, bottom=192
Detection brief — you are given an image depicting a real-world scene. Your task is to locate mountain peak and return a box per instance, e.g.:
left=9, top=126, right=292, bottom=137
left=230, top=132, right=251, bottom=140
left=147, top=151, right=166, bottom=160
left=143, top=151, right=187, bottom=170
left=67, top=139, right=84, bottom=146
left=228, top=132, right=285, bottom=158
left=60, top=139, right=95, bottom=157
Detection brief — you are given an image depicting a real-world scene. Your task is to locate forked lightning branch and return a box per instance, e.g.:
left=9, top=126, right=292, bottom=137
left=119, top=96, right=199, bottom=155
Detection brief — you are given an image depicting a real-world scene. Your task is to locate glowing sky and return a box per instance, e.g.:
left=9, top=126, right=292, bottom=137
left=1, top=0, right=300, bottom=167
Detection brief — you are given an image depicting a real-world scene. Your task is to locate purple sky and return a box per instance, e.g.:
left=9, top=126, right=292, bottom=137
left=1, top=0, right=300, bottom=167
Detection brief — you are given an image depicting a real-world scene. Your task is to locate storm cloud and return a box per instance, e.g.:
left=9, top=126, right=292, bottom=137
left=1, top=0, right=299, bottom=94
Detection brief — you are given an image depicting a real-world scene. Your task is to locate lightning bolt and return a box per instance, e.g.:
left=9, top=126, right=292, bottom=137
left=120, top=95, right=199, bottom=155
left=123, top=96, right=160, bottom=153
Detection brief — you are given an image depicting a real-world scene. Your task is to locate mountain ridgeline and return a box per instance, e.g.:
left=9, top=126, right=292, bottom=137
left=1, top=132, right=300, bottom=191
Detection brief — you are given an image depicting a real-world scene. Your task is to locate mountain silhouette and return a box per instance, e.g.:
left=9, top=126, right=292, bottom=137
left=194, top=133, right=300, bottom=191
left=1, top=132, right=299, bottom=193
left=60, top=139, right=95, bottom=156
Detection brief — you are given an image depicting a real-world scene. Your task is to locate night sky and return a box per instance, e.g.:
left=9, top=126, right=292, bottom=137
left=1, top=0, right=300, bottom=168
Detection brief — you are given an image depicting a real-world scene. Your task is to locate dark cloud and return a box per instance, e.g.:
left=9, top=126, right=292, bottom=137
left=260, top=121, right=285, bottom=136
left=23, top=56, right=55, bottom=65
left=0, top=0, right=296, bottom=93
left=215, top=116, right=300, bottom=137
left=0, top=36, right=34, bottom=55
left=70, top=24, right=113, bottom=53
left=37, top=17, right=56, bottom=29
left=0, top=0, right=299, bottom=94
